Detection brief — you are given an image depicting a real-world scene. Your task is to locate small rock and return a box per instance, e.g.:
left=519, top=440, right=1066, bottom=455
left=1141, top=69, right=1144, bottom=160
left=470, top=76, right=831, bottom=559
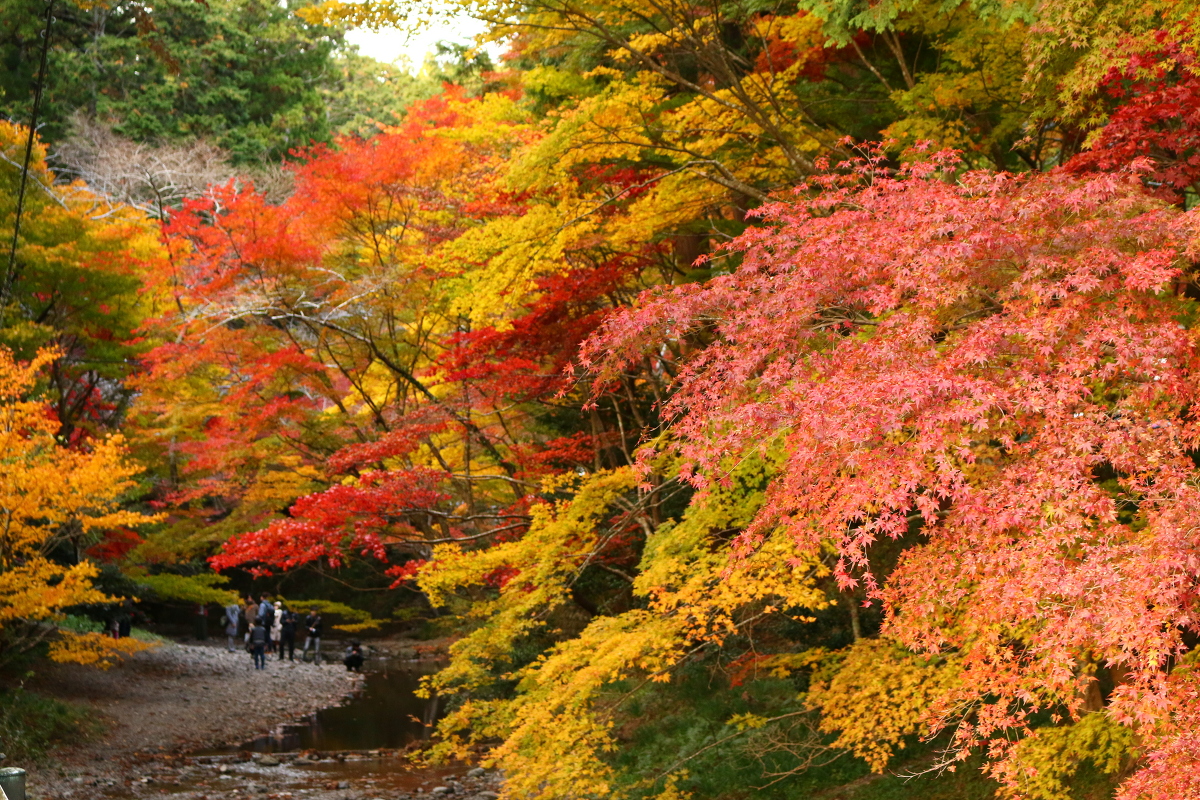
left=337, top=781, right=351, bottom=789
left=431, top=788, right=453, bottom=796
left=476, top=793, right=499, bottom=800
left=218, top=765, right=229, bottom=773
left=259, top=755, right=281, bottom=767
left=466, top=768, right=486, bottom=779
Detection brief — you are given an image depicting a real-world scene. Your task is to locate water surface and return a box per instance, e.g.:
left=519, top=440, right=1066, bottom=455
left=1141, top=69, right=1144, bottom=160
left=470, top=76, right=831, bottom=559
left=204, top=657, right=444, bottom=754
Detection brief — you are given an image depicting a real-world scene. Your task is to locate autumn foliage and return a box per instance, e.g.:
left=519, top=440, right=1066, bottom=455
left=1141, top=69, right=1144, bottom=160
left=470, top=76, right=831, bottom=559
left=12, top=0, right=1200, bottom=797
left=0, top=346, right=158, bottom=667
left=586, top=152, right=1200, bottom=797
left=1067, top=41, right=1200, bottom=203
left=132, top=11, right=1200, bottom=800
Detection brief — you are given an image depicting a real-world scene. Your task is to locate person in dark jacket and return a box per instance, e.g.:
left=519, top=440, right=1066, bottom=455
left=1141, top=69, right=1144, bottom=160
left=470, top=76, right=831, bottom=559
left=116, top=599, right=134, bottom=638
left=192, top=603, right=208, bottom=641
left=343, top=641, right=364, bottom=672
left=278, top=607, right=298, bottom=661
left=302, top=609, right=322, bottom=663
left=257, top=594, right=275, bottom=653
left=249, top=622, right=268, bottom=670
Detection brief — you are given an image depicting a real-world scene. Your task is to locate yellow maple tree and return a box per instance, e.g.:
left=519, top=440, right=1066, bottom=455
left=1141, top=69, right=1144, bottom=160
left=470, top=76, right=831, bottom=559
left=418, top=456, right=830, bottom=798
left=0, top=346, right=161, bottom=667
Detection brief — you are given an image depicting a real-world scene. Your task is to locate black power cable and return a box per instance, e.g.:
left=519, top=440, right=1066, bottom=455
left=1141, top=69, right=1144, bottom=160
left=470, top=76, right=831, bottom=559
left=3, top=0, right=57, bottom=312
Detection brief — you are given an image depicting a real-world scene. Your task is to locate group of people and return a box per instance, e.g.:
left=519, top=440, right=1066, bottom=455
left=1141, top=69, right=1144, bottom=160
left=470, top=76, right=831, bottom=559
left=221, top=595, right=323, bottom=670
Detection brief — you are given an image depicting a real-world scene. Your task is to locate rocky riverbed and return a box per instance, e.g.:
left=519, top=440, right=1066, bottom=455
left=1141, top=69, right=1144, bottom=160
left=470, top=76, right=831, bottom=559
left=32, top=751, right=500, bottom=800
left=24, top=642, right=494, bottom=800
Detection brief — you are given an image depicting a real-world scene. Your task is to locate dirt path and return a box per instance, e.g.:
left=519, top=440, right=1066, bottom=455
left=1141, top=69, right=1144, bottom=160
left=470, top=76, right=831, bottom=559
left=32, top=642, right=363, bottom=758
left=23, top=642, right=502, bottom=800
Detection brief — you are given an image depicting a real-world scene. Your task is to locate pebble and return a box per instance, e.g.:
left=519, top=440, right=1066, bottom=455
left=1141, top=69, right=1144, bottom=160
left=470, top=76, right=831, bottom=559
left=431, top=788, right=453, bottom=795
left=259, top=755, right=281, bottom=767
left=466, top=768, right=486, bottom=778
left=476, top=793, right=499, bottom=800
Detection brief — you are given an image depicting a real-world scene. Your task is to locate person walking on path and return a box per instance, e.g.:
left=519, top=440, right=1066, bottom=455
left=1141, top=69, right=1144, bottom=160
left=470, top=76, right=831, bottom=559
left=257, top=594, right=276, bottom=653
left=249, top=622, right=268, bottom=670
left=302, top=609, right=322, bottom=664
left=223, top=602, right=241, bottom=652
left=243, top=596, right=258, bottom=644
left=279, top=606, right=298, bottom=661
left=270, top=601, right=283, bottom=654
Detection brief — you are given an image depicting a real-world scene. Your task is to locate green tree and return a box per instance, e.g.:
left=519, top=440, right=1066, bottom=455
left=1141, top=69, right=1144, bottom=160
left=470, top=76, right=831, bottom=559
left=322, top=50, right=438, bottom=139
left=1, top=0, right=343, bottom=162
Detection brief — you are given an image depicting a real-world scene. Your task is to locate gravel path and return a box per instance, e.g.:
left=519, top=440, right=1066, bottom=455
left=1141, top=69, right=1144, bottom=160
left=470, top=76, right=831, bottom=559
left=26, top=642, right=364, bottom=797
left=32, top=641, right=364, bottom=758
left=24, top=641, right=501, bottom=800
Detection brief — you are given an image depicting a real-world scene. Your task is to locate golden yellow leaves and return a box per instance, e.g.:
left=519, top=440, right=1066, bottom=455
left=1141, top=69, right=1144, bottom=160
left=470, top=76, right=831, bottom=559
left=0, top=429, right=154, bottom=559
left=296, top=0, right=451, bottom=32
left=419, top=468, right=640, bottom=681
left=727, top=711, right=771, bottom=731
left=806, top=638, right=962, bottom=772
left=0, top=345, right=161, bottom=663
left=417, top=455, right=830, bottom=797
left=240, top=457, right=324, bottom=510
left=48, top=631, right=154, bottom=669
left=881, top=12, right=1030, bottom=166
left=0, top=559, right=109, bottom=624
left=1002, top=712, right=1135, bottom=800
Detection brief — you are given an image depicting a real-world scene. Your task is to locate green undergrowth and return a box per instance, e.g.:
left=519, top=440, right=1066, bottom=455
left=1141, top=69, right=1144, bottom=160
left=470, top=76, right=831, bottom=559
left=824, top=754, right=1119, bottom=800
left=603, top=661, right=1120, bottom=800
left=0, top=687, right=102, bottom=763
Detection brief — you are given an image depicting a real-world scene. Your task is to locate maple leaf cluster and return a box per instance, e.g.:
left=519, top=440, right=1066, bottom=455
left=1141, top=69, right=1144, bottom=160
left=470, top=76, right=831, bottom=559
left=1067, top=38, right=1200, bottom=204
left=585, top=156, right=1200, bottom=797
left=26, top=2, right=1200, bottom=798
left=0, top=346, right=161, bottom=667
left=134, top=88, right=658, bottom=585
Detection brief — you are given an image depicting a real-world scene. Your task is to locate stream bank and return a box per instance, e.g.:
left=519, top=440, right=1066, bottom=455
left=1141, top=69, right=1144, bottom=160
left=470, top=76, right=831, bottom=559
left=23, top=640, right=484, bottom=800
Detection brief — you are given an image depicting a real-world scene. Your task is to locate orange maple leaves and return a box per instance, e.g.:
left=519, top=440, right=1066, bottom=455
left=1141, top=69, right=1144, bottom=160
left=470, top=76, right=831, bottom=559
left=0, top=346, right=160, bottom=665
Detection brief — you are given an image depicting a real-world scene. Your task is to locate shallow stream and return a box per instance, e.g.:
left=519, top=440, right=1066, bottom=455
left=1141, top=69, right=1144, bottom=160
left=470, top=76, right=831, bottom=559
left=102, top=655, right=496, bottom=800
left=202, top=658, right=444, bottom=754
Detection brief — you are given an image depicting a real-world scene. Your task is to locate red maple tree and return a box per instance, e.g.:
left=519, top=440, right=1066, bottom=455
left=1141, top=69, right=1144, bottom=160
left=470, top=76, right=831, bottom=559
left=584, top=151, right=1200, bottom=798
left=1068, top=36, right=1200, bottom=205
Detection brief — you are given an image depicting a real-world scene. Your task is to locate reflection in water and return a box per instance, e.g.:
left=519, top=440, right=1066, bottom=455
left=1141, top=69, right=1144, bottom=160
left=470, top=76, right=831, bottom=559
left=239, top=659, right=444, bottom=753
